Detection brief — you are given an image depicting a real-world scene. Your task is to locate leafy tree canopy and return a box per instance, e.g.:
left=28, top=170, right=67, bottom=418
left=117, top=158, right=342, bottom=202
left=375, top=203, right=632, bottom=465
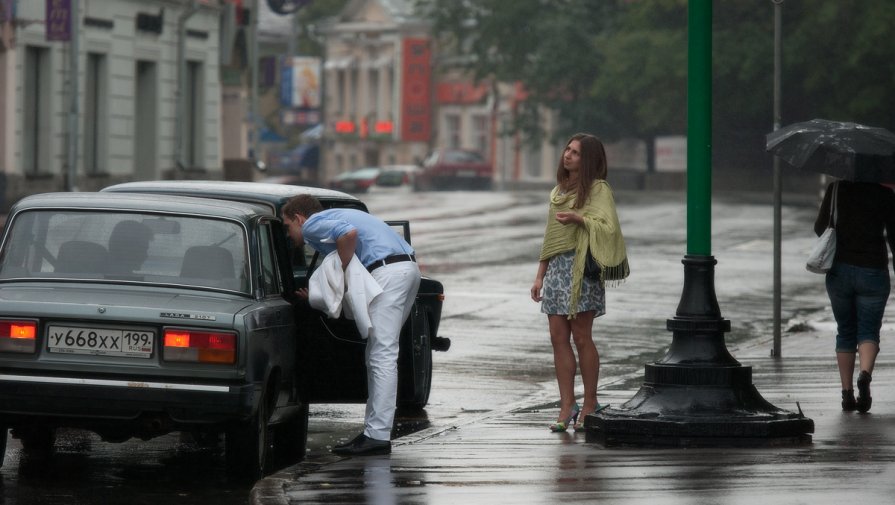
left=418, top=0, right=895, bottom=164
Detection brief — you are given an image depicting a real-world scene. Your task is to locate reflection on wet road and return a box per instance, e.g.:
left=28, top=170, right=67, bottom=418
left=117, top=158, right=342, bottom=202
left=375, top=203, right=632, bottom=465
left=1, top=189, right=827, bottom=504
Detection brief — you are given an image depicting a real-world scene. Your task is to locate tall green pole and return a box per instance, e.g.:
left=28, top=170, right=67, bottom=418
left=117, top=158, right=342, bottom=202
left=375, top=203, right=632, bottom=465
left=687, top=0, right=712, bottom=256
left=584, top=0, right=813, bottom=446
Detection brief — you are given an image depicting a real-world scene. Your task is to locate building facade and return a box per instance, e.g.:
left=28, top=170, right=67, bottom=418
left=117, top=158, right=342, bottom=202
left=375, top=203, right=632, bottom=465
left=316, top=0, right=561, bottom=188
left=0, top=0, right=229, bottom=210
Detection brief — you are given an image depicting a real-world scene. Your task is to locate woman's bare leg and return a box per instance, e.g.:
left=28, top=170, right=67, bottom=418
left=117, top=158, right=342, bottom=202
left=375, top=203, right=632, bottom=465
left=549, top=314, right=576, bottom=420
left=570, top=310, right=599, bottom=417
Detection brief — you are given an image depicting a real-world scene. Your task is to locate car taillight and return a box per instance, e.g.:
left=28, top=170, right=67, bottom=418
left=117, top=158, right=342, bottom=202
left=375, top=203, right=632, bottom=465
left=163, top=329, right=236, bottom=364
left=0, top=320, right=38, bottom=353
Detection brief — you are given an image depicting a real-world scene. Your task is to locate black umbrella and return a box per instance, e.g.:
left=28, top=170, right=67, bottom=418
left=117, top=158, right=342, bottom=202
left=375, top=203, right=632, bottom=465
left=766, top=119, right=895, bottom=183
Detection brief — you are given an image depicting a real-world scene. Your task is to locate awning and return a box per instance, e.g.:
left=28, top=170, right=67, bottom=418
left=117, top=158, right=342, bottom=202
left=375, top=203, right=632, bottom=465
left=362, top=56, right=394, bottom=69
left=324, top=56, right=356, bottom=70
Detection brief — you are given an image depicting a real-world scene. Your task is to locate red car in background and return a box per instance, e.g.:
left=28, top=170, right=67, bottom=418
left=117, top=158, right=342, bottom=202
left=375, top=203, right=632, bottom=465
left=413, top=149, right=493, bottom=191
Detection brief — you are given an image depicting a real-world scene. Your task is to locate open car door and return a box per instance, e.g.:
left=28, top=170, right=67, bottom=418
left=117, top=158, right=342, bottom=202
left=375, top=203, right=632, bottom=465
left=292, top=220, right=434, bottom=409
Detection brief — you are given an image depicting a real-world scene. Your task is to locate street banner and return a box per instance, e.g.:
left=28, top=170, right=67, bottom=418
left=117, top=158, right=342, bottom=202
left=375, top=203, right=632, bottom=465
left=46, top=0, right=71, bottom=41
left=281, top=56, right=320, bottom=109
left=401, top=38, right=431, bottom=142
left=1, top=0, right=14, bottom=23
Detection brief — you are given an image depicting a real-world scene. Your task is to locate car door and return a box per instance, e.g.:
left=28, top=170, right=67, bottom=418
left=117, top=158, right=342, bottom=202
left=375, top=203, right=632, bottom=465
left=290, top=219, right=422, bottom=405
left=248, top=220, right=301, bottom=407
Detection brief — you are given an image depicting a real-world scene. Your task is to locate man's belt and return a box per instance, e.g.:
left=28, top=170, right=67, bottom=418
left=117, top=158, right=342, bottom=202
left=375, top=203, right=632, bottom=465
left=366, top=254, right=416, bottom=273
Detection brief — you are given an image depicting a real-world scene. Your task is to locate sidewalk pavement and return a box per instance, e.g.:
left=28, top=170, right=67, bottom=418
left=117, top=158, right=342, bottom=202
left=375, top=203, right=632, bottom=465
left=251, top=327, right=895, bottom=505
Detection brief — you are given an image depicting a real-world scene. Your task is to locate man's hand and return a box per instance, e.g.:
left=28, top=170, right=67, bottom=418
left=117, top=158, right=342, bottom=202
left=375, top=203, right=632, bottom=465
left=295, top=288, right=309, bottom=300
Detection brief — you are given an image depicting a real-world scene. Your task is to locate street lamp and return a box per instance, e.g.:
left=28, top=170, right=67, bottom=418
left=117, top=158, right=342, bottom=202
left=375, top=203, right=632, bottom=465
left=584, top=0, right=813, bottom=447
left=772, top=0, right=784, bottom=358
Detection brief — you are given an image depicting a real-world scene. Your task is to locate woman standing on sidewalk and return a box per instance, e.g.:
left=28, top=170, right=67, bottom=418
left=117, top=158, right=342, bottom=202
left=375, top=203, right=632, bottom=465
left=530, top=133, right=629, bottom=432
left=815, top=180, right=895, bottom=413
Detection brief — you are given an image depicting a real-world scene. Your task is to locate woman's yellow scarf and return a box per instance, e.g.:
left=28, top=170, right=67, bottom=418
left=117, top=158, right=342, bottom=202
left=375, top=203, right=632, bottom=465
left=538, top=180, right=629, bottom=316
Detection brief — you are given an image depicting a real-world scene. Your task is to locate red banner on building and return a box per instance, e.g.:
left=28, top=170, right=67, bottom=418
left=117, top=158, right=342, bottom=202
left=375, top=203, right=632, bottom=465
left=400, top=38, right=431, bottom=142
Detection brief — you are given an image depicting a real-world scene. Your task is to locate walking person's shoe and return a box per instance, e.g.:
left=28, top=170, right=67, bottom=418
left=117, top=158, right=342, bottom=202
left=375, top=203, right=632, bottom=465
left=841, top=389, right=857, bottom=411
left=856, top=371, right=873, bottom=413
left=332, top=433, right=392, bottom=456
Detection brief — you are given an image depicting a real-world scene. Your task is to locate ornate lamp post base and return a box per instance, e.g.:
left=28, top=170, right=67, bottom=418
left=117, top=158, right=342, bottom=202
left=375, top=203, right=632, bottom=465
left=584, top=255, right=814, bottom=447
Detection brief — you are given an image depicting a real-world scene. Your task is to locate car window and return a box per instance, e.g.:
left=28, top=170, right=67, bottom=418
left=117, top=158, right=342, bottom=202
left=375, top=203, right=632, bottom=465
left=258, top=223, right=281, bottom=296
left=443, top=150, right=483, bottom=163
left=423, top=152, right=439, bottom=167
left=375, top=171, right=406, bottom=187
left=0, top=210, right=250, bottom=293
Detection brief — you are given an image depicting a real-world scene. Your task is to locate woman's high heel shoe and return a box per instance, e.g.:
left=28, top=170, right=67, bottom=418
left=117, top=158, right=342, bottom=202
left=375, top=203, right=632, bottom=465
left=574, top=403, right=610, bottom=431
left=549, top=403, right=580, bottom=432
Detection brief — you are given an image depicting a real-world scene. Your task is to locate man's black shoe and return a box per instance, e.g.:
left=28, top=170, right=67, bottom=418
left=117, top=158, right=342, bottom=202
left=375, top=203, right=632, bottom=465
left=333, top=433, right=365, bottom=451
left=332, top=434, right=391, bottom=456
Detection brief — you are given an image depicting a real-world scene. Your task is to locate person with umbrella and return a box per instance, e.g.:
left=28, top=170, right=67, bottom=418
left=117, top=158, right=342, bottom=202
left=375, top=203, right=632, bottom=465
left=814, top=179, right=895, bottom=413
left=769, top=119, right=895, bottom=413
left=771, top=120, right=895, bottom=413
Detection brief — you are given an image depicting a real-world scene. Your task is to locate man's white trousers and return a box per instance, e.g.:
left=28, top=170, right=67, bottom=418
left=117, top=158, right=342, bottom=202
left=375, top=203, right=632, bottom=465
left=364, top=261, right=421, bottom=441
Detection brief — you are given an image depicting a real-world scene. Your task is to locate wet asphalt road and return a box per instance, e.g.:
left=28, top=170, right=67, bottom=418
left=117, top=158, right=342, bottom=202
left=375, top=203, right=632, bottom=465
left=1, top=188, right=832, bottom=504
left=256, top=190, right=895, bottom=504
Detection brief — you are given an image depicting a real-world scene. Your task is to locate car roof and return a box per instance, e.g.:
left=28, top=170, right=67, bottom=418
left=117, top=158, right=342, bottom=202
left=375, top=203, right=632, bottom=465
left=10, top=191, right=272, bottom=222
left=102, top=180, right=368, bottom=214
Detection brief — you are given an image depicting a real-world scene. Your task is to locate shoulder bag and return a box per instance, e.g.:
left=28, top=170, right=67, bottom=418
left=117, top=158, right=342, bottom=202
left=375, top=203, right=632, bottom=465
left=806, top=182, right=838, bottom=274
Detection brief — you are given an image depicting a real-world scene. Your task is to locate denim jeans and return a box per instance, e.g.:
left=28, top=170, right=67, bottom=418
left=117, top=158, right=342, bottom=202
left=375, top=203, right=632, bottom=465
left=825, top=262, right=890, bottom=352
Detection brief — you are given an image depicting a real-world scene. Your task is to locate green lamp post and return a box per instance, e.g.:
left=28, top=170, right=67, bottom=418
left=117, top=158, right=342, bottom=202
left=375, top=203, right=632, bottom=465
left=584, top=0, right=813, bottom=446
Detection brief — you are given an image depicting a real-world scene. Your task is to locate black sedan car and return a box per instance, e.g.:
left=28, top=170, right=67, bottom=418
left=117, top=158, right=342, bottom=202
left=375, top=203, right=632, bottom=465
left=0, top=183, right=446, bottom=481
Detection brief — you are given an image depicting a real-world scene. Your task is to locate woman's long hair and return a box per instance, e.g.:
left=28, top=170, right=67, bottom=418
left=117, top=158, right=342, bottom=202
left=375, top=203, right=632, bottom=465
left=555, top=133, right=608, bottom=209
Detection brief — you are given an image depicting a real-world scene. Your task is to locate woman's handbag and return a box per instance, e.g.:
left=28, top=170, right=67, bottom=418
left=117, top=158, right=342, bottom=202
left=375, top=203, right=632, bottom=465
left=806, top=182, right=838, bottom=274
left=584, top=248, right=601, bottom=280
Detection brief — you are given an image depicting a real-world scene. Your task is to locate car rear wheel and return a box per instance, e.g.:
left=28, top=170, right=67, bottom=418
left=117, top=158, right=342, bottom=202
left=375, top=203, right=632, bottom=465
left=226, top=388, right=273, bottom=481
left=16, top=425, right=56, bottom=460
left=399, top=315, right=432, bottom=411
left=273, top=402, right=309, bottom=468
left=0, top=426, right=7, bottom=468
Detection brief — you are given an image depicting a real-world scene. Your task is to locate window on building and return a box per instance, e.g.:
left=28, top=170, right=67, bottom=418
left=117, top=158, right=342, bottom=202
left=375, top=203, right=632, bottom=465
left=335, top=70, right=345, bottom=115
left=349, top=68, right=359, bottom=118
left=368, top=68, right=379, bottom=119
left=472, top=114, right=489, bottom=156
left=23, top=46, right=50, bottom=175
left=526, top=144, right=543, bottom=178
left=183, top=60, right=205, bottom=168
left=445, top=114, right=461, bottom=149
left=84, top=52, right=108, bottom=174
left=134, top=60, right=158, bottom=180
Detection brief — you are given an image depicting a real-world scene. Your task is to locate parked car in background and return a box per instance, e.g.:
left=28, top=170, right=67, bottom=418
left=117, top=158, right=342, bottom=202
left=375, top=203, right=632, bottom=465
left=369, top=165, right=421, bottom=194
left=414, top=149, right=493, bottom=191
left=329, top=167, right=381, bottom=193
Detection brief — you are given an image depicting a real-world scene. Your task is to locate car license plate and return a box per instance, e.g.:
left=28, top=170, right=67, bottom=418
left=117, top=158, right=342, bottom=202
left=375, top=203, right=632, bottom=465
left=457, top=170, right=477, bottom=177
left=47, top=325, right=154, bottom=358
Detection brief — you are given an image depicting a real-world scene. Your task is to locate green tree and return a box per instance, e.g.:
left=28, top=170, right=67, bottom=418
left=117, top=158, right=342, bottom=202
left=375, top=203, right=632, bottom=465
left=420, top=0, right=687, bottom=166
left=782, top=0, right=895, bottom=128
left=420, top=0, right=895, bottom=174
